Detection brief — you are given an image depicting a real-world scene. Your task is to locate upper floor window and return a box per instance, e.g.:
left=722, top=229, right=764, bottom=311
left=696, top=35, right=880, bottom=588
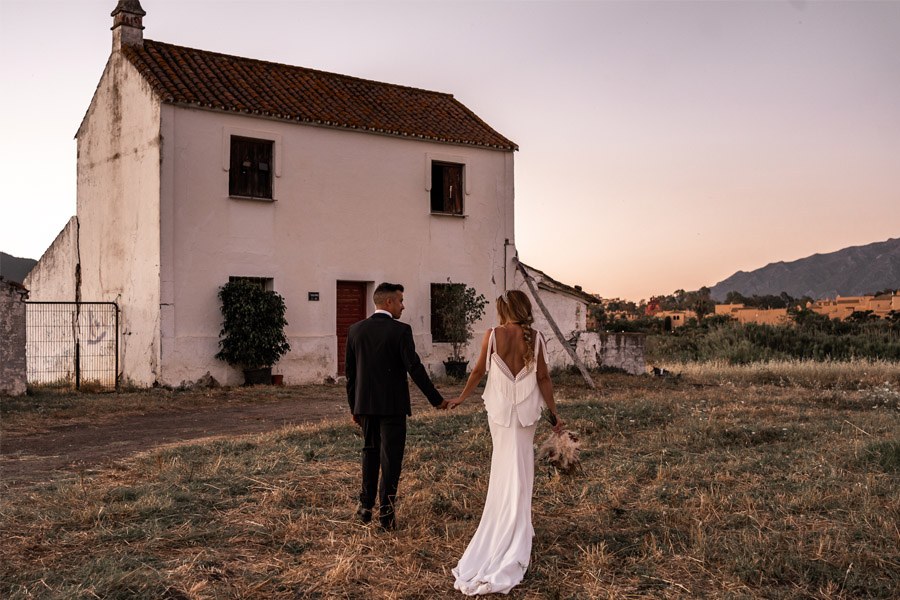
left=431, top=161, right=464, bottom=215
left=230, top=136, right=273, bottom=199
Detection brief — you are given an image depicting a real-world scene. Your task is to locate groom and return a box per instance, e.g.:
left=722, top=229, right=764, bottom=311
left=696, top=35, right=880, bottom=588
left=345, top=282, right=447, bottom=530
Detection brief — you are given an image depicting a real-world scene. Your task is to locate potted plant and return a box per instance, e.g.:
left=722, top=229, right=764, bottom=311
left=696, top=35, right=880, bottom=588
left=215, top=279, right=291, bottom=385
left=433, top=280, right=488, bottom=379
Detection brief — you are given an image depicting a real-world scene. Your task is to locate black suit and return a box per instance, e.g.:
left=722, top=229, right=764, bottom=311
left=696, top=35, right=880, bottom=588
left=345, top=313, right=443, bottom=525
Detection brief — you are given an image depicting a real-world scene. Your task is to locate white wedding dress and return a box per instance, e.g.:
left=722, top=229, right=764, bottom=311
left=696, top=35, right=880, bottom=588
left=452, top=330, right=546, bottom=596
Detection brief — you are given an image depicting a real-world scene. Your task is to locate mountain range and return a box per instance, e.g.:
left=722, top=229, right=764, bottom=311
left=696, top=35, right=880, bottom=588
left=709, top=238, right=900, bottom=301
left=0, top=252, right=38, bottom=285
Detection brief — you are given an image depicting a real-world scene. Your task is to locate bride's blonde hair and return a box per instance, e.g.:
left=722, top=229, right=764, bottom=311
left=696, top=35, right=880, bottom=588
left=497, top=290, right=537, bottom=367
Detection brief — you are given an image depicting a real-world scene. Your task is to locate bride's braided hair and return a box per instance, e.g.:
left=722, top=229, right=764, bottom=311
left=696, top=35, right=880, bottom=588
left=497, top=290, right=537, bottom=368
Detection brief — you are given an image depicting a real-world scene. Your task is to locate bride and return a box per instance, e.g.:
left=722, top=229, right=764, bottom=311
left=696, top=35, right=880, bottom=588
left=447, top=289, right=564, bottom=595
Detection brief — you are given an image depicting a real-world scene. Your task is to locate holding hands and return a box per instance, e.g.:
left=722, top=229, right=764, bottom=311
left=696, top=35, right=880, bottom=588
left=447, top=397, right=465, bottom=410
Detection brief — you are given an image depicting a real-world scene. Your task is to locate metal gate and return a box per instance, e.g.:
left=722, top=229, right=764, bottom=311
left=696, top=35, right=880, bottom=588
left=25, top=302, right=119, bottom=391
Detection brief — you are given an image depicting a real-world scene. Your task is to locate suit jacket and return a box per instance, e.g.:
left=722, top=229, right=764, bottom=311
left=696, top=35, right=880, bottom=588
left=345, top=313, right=443, bottom=415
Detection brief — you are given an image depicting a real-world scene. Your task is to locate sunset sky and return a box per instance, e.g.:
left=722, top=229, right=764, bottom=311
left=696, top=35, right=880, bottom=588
left=1, top=0, right=898, bottom=300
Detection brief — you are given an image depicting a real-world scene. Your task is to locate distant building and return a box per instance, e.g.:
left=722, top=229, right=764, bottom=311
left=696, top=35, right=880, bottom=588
left=594, top=297, right=640, bottom=325
left=714, top=292, right=899, bottom=325
left=715, top=304, right=789, bottom=326
left=807, top=293, right=899, bottom=320
left=654, top=310, right=695, bottom=329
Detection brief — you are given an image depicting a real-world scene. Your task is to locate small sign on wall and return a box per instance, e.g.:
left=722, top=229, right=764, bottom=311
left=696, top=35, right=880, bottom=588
left=308, top=292, right=320, bottom=301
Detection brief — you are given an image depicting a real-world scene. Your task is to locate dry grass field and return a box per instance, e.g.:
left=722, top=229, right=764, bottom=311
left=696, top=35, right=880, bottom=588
left=2, top=361, right=899, bottom=599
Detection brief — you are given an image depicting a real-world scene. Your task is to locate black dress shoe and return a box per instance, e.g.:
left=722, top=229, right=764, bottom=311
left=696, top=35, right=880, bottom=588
left=356, top=506, right=373, bottom=524
left=378, top=514, right=396, bottom=531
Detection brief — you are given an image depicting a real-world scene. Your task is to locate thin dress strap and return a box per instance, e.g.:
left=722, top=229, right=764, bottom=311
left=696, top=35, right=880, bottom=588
left=534, top=331, right=545, bottom=366
left=486, top=328, right=496, bottom=372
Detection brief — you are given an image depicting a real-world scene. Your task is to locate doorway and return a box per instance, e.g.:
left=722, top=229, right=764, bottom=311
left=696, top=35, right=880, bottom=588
left=336, top=281, right=368, bottom=375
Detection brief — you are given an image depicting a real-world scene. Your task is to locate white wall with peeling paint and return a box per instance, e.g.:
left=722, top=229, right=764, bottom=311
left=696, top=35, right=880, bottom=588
left=74, top=49, right=162, bottom=386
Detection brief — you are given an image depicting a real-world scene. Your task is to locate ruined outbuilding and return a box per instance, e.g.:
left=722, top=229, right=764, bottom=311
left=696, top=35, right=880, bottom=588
left=514, top=263, right=645, bottom=375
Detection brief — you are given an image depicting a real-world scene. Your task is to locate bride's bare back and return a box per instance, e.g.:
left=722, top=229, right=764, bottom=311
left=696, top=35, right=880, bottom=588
left=492, top=324, right=532, bottom=374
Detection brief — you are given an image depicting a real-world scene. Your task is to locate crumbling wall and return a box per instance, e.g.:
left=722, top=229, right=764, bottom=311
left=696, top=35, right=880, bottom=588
left=23, top=216, right=79, bottom=301
left=593, top=332, right=646, bottom=375
left=562, top=331, right=646, bottom=375
left=76, top=49, right=161, bottom=386
left=0, top=279, right=29, bottom=395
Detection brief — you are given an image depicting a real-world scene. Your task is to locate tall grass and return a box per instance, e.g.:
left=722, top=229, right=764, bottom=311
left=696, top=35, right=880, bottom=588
left=645, top=318, right=900, bottom=364
left=654, top=358, right=900, bottom=391
left=2, top=370, right=898, bottom=598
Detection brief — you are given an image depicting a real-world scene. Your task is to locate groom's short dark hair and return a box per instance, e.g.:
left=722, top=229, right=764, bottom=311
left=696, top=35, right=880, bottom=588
left=374, top=282, right=404, bottom=305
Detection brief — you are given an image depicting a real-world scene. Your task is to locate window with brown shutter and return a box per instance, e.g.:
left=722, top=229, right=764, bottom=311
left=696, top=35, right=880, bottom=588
left=430, top=161, right=464, bottom=215
left=229, top=136, right=274, bottom=199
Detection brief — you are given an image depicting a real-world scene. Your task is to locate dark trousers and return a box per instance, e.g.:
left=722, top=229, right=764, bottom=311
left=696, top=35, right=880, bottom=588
left=358, top=415, right=407, bottom=518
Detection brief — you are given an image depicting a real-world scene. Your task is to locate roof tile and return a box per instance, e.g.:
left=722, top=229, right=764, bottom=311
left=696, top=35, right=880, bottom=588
left=122, top=40, right=517, bottom=151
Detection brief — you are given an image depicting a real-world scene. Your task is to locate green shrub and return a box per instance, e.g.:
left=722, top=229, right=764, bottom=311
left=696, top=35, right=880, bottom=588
left=215, top=280, right=291, bottom=370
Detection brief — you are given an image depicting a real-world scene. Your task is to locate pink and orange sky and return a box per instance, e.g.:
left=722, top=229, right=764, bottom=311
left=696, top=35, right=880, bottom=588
left=1, top=0, right=898, bottom=300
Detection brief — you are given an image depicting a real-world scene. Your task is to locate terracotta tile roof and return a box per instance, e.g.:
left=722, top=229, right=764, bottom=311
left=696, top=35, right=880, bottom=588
left=122, top=40, right=517, bottom=151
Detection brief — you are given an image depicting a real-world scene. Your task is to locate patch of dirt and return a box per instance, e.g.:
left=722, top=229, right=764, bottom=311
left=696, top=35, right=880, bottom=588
left=0, top=383, right=465, bottom=489
left=1, top=391, right=349, bottom=488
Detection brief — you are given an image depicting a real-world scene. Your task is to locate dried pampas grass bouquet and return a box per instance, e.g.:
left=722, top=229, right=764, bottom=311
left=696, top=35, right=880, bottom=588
left=537, top=413, right=582, bottom=475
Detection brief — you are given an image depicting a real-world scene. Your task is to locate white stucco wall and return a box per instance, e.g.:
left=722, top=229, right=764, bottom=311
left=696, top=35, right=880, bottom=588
left=158, top=106, right=516, bottom=386
left=76, top=51, right=162, bottom=386
left=23, top=216, right=79, bottom=300
left=21, top=217, right=79, bottom=388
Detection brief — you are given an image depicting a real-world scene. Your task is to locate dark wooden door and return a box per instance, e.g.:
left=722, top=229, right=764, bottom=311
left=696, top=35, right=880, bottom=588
left=336, top=281, right=368, bottom=375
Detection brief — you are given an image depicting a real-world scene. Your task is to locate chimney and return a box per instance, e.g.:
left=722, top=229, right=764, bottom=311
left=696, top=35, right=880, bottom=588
left=111, top=0, right=146, bottom=51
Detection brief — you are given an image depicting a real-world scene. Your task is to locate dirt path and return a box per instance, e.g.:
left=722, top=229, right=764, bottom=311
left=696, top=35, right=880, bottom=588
left=1, top=394, right=348, bottom=488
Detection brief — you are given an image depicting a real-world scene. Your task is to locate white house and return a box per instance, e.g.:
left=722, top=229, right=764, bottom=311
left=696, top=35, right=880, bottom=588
left=26, top=1, right=641, bottom=388
left=26, top=1, right=518, bottom=387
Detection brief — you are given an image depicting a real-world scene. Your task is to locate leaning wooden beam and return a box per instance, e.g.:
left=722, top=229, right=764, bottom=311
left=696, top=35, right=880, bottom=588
left=515, top=259, right=596, bottom=389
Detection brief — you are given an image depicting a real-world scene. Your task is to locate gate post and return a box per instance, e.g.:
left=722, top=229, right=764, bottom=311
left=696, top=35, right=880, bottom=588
left=75, top=340, right=81, bottom=391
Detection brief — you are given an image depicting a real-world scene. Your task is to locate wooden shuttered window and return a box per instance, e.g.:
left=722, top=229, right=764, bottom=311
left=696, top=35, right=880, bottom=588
left=430, top=162, right=464, bottom=215
left=229, top=136, right=274, bottom=199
